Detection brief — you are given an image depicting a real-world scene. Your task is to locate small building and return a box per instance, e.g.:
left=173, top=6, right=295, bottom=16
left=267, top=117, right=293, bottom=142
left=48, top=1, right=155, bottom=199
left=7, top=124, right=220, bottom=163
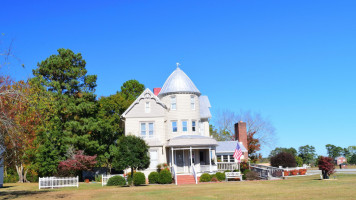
left=335, top=156, right=347, bottom=165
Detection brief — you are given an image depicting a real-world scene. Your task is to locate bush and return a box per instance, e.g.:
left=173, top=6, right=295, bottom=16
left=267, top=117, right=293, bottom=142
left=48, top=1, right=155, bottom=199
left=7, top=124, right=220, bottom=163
left=148, top=171, right=159, bottom=184
left=299, top=169, right=307, bottom=175
left=211, top=175, right=218, bottom=182
left=158, top=169, right=172, bottom=184
left=107, top=176, right=126, bottom=186
left=215, top=172, right=225, bottom=181
left=240, top=161, right=249, bottom=173
left=199, top=173, right=212, bottom=182
left=245, top=171, right=259, bottom=180
left=290, top=170, right=298, bottom=176
left=270, top=152, right=297, bottom=168
left=318, top=156, right=335, bottom=179
left=242, top=169, right=250, bottom=180
left=133, top=172, right=146, bottom=186
left=283, top=171, right=289, bottom=176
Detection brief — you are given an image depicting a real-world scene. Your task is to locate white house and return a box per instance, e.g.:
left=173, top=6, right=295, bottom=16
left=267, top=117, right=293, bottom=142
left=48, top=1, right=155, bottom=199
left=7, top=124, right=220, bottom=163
left=121, top=66, right=247, bottom=183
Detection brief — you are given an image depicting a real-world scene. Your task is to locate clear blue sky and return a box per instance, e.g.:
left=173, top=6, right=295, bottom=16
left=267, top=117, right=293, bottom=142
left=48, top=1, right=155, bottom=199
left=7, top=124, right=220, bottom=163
left=1, top=0, right=355, bottom=156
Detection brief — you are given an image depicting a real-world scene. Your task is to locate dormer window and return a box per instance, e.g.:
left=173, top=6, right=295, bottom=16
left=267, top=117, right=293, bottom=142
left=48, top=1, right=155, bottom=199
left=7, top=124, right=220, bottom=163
left=190, top=95, right=195, bottom=110
left=171, top=96, right=176, bottom=110
left=145, top=102, right=150, bottom=113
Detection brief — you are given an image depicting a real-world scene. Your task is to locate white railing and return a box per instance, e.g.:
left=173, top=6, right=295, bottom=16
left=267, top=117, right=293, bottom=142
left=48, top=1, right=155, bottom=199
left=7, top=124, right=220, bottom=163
left=191, top=165, right=198, bottom=184
left=217, top=162, right=238, bottom=171
left=171, top=165, right=177, bottom=185
left=39, top=176, right=79, bottom=189
left=283, top=166, right=307, bottom=171
left=102, top=174, right=124, bottom=186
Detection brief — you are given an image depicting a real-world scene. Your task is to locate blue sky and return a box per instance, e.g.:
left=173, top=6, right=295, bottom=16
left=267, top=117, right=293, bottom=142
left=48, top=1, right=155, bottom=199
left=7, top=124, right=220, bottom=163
left=1, top=0, right=355, bottom=156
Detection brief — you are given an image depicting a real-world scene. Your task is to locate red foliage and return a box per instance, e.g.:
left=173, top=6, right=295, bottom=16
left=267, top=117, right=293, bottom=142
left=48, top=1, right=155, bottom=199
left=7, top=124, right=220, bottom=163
left=290, top=170, right=298, bottom=176
left=283, top=171, right=289, bottom=176
left=299, top=169, right=307, bottom=175
left=318, top=156, right=335, bottom=176
left=58, top=150, right=97, bottom=172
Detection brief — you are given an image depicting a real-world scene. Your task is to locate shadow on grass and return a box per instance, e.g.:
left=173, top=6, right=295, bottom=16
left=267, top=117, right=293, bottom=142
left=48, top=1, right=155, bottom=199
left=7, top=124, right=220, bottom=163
left=0, top=190, right=50, bottom=200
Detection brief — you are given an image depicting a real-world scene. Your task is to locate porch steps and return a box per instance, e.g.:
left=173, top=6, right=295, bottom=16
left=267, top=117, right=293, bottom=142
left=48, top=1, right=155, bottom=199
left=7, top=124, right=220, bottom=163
left=176, top=175, right=199, bottom=185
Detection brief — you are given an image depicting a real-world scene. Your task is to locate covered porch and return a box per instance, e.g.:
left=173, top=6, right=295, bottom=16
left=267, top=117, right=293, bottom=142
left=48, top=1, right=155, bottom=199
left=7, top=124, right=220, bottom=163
left=166, top=135, right=218, bottom=175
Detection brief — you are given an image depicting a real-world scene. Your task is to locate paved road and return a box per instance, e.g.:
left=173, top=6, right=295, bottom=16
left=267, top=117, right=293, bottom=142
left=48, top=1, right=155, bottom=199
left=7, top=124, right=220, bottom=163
left=308, top=169, right=356, bottom=175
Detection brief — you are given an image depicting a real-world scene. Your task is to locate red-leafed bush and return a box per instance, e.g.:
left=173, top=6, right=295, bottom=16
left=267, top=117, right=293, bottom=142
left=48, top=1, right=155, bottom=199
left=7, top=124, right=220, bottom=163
left=318, top=156, right=335, bottom=179
left=58, top=150, right=97, bottom=177
left=290, top=170, right=298, bottom=176
left=271, top=152, right=297, bottom=168
left=299, top=169, right=307, bottom=175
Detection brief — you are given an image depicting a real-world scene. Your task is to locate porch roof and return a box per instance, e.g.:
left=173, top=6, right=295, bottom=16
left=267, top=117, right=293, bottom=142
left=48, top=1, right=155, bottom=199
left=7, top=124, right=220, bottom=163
left=166, top=135, right=218, bottom=147
left=216, top=141, right=248, bottom=153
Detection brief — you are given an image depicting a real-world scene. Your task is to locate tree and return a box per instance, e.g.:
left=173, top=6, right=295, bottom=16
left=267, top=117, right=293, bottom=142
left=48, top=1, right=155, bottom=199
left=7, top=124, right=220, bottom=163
left=58, top=150, right=97, bottom=177
left=120, top=80, right=145, bottom=102
left=269, top=147, right=297, bottom=158
left=247, top=131, right=261, bottom=162
left=298, top=145, right=317, bottom=165
left=318, top=156, right=335, bottom=179
left=295, top=156, right=303, bottom=167
left=270, top=152, right=297, bottom=168
left=96, top=80, right=145, bottom=172
left=214, top=110, right=276, bottom=149
left=111, top=135, right=150, bottom=180
left=31, top=48, right=101, bottom=176
left=325, top=144, right=343, bottom=159
left=349, top=154, right=356, bottom=164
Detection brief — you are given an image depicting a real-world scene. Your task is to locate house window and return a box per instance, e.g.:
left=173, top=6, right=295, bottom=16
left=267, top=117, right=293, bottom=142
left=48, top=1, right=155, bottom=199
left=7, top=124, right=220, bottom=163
left=217, top=155, right=222, bottom=162
left=149, top=150, right=158, bottom=169
left=141, top=122, right=154, bottom=138
left=223, top=155, right=229, bottom=162
left=182, top=121, right=188, bottom=132
left=229, top=155, right=234, bottom=162
left=145, top=102, right=150, bottom=113
left=172, top=121, right=177, bottom=133
left=190, top=96, right=195, bottom=110
left=171, top=96, right=176, bottom=110
left=192, top=121, right=196, bottom=132
left=149, top=123, right=154, bottom=138
left=141, top=123, right=146, bottom=137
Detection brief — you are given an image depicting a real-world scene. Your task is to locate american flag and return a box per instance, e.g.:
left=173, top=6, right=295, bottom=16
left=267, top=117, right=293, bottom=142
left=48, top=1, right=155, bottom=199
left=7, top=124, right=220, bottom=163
left=233, top=142, right=243, bottom=162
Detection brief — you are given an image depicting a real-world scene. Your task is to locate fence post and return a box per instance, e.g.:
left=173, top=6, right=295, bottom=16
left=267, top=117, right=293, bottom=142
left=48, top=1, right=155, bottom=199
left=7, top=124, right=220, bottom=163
left=51, top=177, right=53, bottom=189
left=77, top=176, right=79, bottom=188
left=102, top=174, right=103, bottom=187
left=39, top=177, right=41, bottom=190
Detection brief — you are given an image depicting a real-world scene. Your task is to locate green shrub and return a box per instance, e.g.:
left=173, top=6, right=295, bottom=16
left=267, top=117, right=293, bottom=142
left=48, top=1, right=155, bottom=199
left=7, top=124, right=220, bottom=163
left=199, top=173, right=212, bottom=182
left=215, top=172, right=225, bottom=181
left=127, top=176, right=133, bottom=186
left=148, top=172, right=159, bottom=184
left=107, top=176, right=126, bottom=186
left=224, top=170, right=231, bottom=173
left=158, top=169, right=172, bottom=184
left=242, top=169, right=251, bottom=180
left=133, top=172, right=146, bottom=186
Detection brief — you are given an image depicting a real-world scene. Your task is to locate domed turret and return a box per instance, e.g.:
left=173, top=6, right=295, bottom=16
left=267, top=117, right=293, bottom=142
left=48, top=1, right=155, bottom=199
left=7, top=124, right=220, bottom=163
left=158, top=67, right=201, bottom=97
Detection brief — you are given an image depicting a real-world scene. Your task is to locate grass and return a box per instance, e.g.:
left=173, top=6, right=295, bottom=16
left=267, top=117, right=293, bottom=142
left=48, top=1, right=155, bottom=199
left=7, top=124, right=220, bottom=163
left=1, top=174, right=356, bottom=200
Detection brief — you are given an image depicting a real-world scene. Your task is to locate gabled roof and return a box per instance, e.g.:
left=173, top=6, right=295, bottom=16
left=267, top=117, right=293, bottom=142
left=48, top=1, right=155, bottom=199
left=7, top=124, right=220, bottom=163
left=199, top=95, right=211, bottom=119
left=216, top=141, right=248, bottom=153
left=158, top=67, right=201, bottom=97
left=121, top=88, right=167, bottom=118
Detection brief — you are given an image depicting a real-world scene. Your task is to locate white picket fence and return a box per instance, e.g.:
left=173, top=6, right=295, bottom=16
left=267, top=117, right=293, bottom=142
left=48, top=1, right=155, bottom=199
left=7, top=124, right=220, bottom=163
left=39, top=176, right=79, bottom=189
left=102, top=174, right=125, bottom=186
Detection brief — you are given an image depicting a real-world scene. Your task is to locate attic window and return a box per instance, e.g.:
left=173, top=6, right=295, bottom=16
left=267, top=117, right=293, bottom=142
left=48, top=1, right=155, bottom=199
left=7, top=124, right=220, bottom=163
left=145, top=102, right=150, bottom=113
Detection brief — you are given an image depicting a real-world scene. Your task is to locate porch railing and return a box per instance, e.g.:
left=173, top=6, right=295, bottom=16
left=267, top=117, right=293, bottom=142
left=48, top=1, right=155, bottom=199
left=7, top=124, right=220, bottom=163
left=171, top=165, right=177, bottom=185
left=191, top=165, right=198, bottom=184
left=217, top=162, right=238, bottom=171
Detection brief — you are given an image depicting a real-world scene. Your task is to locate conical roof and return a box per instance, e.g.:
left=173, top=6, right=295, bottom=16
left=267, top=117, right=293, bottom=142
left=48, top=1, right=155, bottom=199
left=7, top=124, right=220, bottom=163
left=158, top=67, right=201, bottom=97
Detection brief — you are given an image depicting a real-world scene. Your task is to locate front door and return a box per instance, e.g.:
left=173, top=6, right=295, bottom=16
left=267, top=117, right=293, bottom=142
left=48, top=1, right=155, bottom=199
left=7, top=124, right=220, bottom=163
left=175, top=150, right=185, bottom=173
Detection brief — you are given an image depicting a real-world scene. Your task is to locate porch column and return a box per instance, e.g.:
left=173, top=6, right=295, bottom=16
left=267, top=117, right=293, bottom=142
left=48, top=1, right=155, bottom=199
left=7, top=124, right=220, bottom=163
left=209, top=147, right=212, bottom=172
left=171, top=147, right=174, bottom=167
left=190, top=147, right=193, bottom=166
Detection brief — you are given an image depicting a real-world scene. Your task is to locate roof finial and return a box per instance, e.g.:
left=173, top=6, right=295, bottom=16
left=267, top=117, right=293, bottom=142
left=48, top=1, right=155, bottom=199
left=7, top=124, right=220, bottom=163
left=176, top=62, right=181, bottom=69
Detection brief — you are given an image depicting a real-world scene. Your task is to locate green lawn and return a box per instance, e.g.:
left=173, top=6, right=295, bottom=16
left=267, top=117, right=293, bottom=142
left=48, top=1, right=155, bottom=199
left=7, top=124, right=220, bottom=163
left=1, top=174, right=356, bottom=200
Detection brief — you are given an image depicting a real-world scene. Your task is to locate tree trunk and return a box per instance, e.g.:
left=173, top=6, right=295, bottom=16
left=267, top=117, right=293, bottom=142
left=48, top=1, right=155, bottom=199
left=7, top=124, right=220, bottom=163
left=15, top=164, right=24, bottom=183
left=23, top=168, right=29, bottom=183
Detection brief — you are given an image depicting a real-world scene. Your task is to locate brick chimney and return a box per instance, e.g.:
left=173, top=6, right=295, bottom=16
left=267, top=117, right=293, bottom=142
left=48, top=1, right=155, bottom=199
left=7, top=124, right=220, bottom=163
left=153, top=88, right=161, bottom=96
left=235, top=121, right=248, bottom=159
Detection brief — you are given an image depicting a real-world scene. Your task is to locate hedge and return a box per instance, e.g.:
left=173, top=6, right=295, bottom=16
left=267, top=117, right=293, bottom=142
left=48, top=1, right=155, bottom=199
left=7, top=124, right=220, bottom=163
left=158, top=169, right=172, bottom=184
left=148, top=172, right=159, bottom=184
left=133, top=172, right=146, bottom=186
left=107, top=176, right=126, bottom=186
